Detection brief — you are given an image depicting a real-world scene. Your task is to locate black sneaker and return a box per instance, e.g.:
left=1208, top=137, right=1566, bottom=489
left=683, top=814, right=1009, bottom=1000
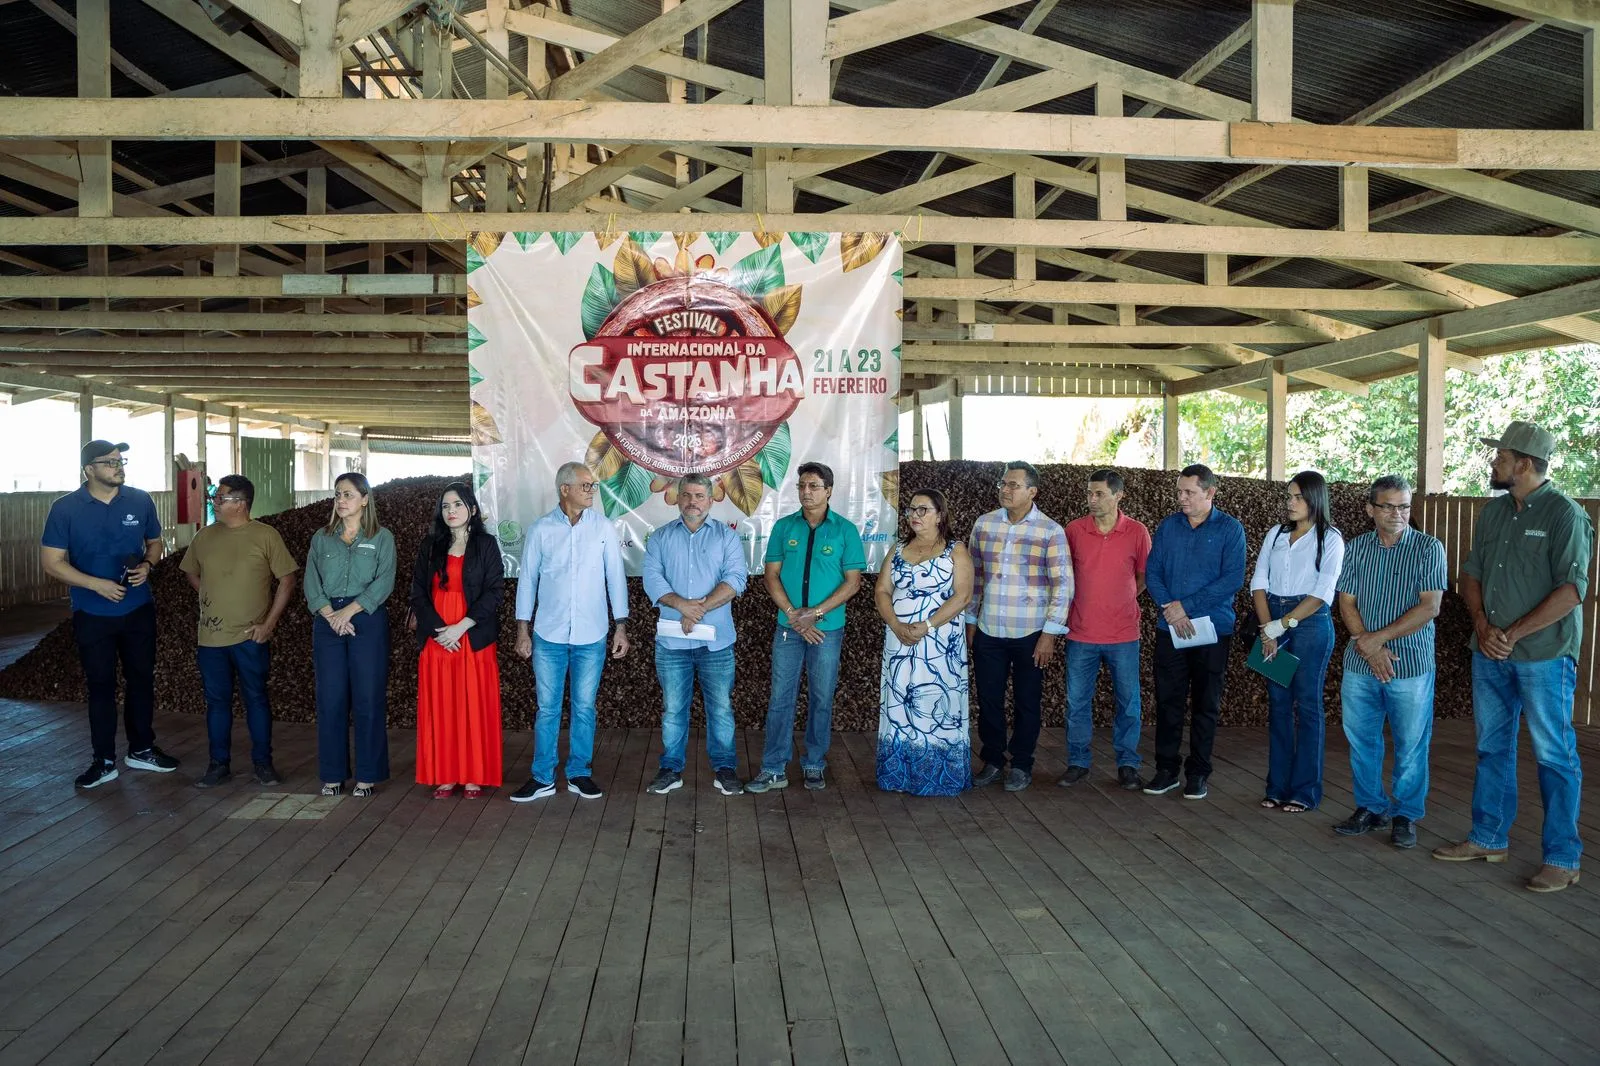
left=1182, top=774, right=1209, bottom=800
left=1333, top=807, right=1390, bottom=836
left=972, top=763, right=1004, bottom=788
left=253, top=762, right=282, bottom=786
left=75, top=759, right=118, bottom=789
left=745, top=770, right=788, bottom=794
left=509, top=778, right=556, bottom=803
left=567, top=776, right=603, bottom=800
left=645, top=769, right=682, bottom=795
left=1057, top=765, right=1090, bottom=787
left=1117, top=766, right=1144, bottom=791
left=802, top=767, right=826, bottom=791
left=1003, top=767, right=1032, bottom=792
left=125, top=747, right=179, bottom=772
left=1390, top=816, right=1417, bottom=849
left=1143, top=770, right=1181, bottom=795
left=714, top=768, right=745, bottom=796
left=195, top=762, right=232, bottom=789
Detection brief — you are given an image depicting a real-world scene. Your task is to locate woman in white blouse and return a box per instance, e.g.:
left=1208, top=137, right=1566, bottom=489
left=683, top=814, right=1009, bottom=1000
left=1251, top=471, right=1344, bottom=813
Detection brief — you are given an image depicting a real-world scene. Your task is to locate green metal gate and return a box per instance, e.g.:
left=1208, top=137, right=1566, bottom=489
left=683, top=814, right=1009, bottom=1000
left=241, top=437, right=296, bottom=517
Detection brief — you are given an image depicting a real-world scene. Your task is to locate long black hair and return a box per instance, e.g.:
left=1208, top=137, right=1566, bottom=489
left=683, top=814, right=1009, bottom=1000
left=1275, top=469, right=1334, bottom=570
left=428, top=481, right=487, bottom=588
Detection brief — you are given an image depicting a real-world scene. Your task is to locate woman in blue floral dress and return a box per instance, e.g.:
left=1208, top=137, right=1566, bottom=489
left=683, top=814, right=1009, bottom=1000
left=875, top=488, right=974, bottom=795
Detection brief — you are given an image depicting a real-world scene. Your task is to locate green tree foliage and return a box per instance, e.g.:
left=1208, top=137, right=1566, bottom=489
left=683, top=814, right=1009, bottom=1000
left=1104, top=346, right=1600, bottom=496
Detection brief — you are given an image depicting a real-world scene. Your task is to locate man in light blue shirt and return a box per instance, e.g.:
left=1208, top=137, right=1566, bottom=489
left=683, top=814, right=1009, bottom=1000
left=642, top=473, right=748, bottom=796
left=510, top=462, right=630, bottom=803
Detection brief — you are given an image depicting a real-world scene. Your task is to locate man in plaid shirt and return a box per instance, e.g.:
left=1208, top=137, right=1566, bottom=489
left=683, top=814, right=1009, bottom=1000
left=967, top=461, right=1074, bottom=792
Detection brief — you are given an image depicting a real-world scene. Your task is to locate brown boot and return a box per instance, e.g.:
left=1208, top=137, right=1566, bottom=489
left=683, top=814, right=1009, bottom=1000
left=1431, top=840, right=1508, bottom=863
left=1527, top=865, right=1580, bottom=893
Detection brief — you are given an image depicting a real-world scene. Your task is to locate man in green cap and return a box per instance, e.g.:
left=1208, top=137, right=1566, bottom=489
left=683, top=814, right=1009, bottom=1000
left=1433, top=421, right=1594, bottom=893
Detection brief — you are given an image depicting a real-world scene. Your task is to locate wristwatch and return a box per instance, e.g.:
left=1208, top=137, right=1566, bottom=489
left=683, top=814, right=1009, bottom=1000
left=1284, top=616, right=1299, bottom=630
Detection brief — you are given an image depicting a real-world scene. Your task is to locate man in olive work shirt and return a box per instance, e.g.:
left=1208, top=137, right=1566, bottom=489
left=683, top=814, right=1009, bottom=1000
left=1433, top=422, right=1594, bottom=893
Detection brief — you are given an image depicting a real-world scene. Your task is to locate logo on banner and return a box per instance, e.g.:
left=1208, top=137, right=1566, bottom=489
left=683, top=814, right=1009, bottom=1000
left=570, top=274, right=803, bottom=478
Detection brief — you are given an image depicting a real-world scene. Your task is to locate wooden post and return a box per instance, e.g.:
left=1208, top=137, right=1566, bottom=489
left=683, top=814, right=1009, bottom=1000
left=1265, top=359, right=1288, bottom=482
left=1340, top=168, right=1369, bottom=232
left=1417, top=324, right=1446, bottom=493
left=525, top=30, right=551, bottom=211
left=323, top=426, right=335, bottom=488
left=955, top=244, right=975, bottom=324
left=1252, top=0, right=1295, bottom=123
left=162, top=396, right=175, bottom=492
left=229, top=407, right=241, bottom=473
left=299, top=0, right=342, bottom=98
left=360, top=429, right=371, bottom=474
left=420, top=20, right=453, bottom=212
left=1162, top=393, right=1180, bottom=470
left=761, top=0, right=828, bottom=212
left=1096, top=84, right=1127, bottom=221
left=1013, top=174, right=1036, bottom=281
left=78, top=384, right=93, bottom=451
left=306, top=167, right=327, bottom=314
left=214, top=141, right=241, bottom=277
left=911, top=392, right=925, bottom=460
left=947, top=378, right=964, bottom=459
left=1205, top=253, right=1228, bottom=287
left=1586, top=28, right=1599, bottom=132
left=77, top=0, right=111, bottom=219
left=196, top=407, right=208, bottom=470
left=484, top=0, right=511, bottom=213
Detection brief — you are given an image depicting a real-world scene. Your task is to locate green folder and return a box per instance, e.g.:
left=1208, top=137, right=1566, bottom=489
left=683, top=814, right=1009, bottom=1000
left=1247, top=637, right=1300, bottom=687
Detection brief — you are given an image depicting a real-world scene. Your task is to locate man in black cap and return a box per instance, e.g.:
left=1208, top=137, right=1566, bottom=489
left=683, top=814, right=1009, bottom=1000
left=1433, top=421, right=1594, bottom=893
left=40, top=441, right=178, bottom=788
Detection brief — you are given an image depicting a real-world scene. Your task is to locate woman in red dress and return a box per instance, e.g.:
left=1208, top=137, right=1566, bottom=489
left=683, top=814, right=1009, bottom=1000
left=410, top=482, right=505, bottom=797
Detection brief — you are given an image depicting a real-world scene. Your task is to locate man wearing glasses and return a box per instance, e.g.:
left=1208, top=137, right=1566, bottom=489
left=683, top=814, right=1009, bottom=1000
left=967, top=460, right=1073, bottom=792
left=510, top=462, right=630, bottom=803
left=1332, top=476, right=1447, bottom=849
left=1434, top=421, right=1594, bottom=893
left=180, top=475, right=299, bottom=788
left=41, top=441, right=176, bottom=789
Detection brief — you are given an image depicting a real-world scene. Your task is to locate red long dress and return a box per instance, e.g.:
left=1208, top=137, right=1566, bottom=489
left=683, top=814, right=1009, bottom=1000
left=415, top=555, right=503, bottom=786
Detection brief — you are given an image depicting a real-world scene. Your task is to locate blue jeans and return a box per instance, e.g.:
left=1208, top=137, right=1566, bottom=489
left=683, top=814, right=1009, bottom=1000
left=1263, top=597, right=1333, bottom=809
left=1341, top=670, right=1435, bottom=821
left=313, top=601, right=391, bottom=784
left=198, top=639, right=273, bottom=767
left=760, top=626, right=844, bottom=774
left=532, top=635, right=607, bottom=783
left=1065, top=639, right=1142, bottom=769
left=1469, top=652, right=1583, bottom=869
left=656, top=643, right=737, bottom=773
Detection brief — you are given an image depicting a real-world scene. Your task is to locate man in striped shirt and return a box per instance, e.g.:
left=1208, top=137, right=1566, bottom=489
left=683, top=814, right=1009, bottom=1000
left=1332, top=475, right=1447, bottom=850
left=967, top=461, right=1073, bottom=792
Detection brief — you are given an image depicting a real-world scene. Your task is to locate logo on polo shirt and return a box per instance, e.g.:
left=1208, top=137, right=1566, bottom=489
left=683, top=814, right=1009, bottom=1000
left=788, top=538, right=799, bottom=548
left=122, top=514, right=140, bottom=527
left=821, top=545, right=834, bottom=555
left=1526, top=529, right=1547, bottom=538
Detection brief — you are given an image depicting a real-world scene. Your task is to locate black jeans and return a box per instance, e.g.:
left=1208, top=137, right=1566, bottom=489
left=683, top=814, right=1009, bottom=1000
left=73, top=603, right=158, bottom=762
left=974, top=629, right=1045, bottom=772
left=1152, top=629, right=1232, bottom=778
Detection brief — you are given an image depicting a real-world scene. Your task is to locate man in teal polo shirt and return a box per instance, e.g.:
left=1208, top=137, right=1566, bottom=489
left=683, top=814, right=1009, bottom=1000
left=748, top=461, right=866, bottom=792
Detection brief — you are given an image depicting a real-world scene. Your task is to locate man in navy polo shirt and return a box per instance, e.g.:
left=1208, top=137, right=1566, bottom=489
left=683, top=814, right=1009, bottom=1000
left=747, top=461, right=866, bottom=793
left=41, top=441, right=178, bottom=789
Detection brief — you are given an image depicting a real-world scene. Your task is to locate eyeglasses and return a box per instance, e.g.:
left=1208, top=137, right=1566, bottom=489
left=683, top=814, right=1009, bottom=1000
left=211, top=494, right=246, bottom=504
left=905, top=506, right=934, bottom=517
left=91, top=459, right=128, bottom=468
left=1372, top=503, right=1412, bottom=514
left=995, top=481, right=1028, bottom=491
left=570, top=481, right=599, bottom=492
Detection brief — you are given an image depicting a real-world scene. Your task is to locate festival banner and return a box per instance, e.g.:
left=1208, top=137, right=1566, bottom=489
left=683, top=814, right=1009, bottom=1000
left=466, top=230, right=903, bottom=575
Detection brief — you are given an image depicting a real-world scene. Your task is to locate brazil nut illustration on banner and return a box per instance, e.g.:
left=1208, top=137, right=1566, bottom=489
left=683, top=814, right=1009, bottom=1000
left=466, top=230, right=902, bottom=575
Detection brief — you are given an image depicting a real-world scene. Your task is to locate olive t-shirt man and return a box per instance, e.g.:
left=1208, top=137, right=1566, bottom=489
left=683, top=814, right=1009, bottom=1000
left=180, top=520, right=299, bottom=647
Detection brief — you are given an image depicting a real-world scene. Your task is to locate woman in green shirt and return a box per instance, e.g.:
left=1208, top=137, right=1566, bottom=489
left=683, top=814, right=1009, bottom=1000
left=305, top=473, right=396, bottom=796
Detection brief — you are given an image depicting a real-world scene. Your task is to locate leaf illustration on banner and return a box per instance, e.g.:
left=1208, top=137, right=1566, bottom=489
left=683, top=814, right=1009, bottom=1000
left=841, top=232, right=888, bottom=272
left=674, top=232, right=700, bottom=252
left=467, top=322, right=487, bottom=352
left=514, top=230, right=541, bottom=251
left=628, top=231, right=663, bottom=251
left=880, top=469, right=899, bottom=510
left=761, top=284, right=803, bottom=335
left=473, top=460, right=491, bottom=493
left=468, top=363, right=484, bottom=388
left=466, top=244, right=487, bottom=274
left=722, top=460, right=765, bottom=515
left=883, top=429, right=898, bottom=453
left=728, top=242, right=785, bottom=299
left=753, top=230, right=782, bottom=249
left=594, top=230, right=620, bottom=251
left=579, top=263, right=619, bottom=341
left=893, top=268, right=904, bottom=285
left=466, top=284, right=482, bottom=309
left=550, top=231, right=583, bottom=254
left=470, top=402, right=503, bottom=446
left=471, top=231, right=502, bottom=260
left=756, top=422, right=792, bottom=490
left=585, top=431, right=626, bottom=483
left=613, top=238, right=657, bottom=298
left=891, top=344, right=901, bottom=360
left=599, top=461, right=653, bottom=518
left=707, top=231, right=739, bottom=255
left=788, top=232, right=829, bottom=264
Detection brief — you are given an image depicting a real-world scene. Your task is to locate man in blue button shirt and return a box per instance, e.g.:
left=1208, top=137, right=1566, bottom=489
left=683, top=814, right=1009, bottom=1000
left=642, top=473, right=748, bottom=796
left=41, top=441, right=178, bottom=789
left=1143, top=463, right=1246, bottom=800
left=510, top=462, right=630, bottom=804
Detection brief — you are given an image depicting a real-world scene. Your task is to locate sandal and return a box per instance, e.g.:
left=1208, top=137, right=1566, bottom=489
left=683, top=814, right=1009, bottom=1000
left=463, top=784, right=484, bottom=799
left=352, top=783, right=375, bottom=798
left=1260, top=798, right=1280, bottom=809
left=320, top=782, right=342, bottom=797
left=1281, top=802, right=1309, bottom=814
left=433, top=784, right=458, bottom=799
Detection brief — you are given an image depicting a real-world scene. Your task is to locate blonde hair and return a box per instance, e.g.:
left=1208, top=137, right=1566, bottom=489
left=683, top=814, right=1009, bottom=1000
left=326, top=472, right=379, bottom=539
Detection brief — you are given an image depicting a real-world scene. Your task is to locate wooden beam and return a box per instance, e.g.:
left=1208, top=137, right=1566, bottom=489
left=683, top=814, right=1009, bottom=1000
left=0, top=334, right=460, bottom=354
left=0, top=368, right=327, bottom=428
left=902, top=279, right=1459, bottom=311
left=901, top=344, right=1233, bottom=367
left=824, top=0, right=1028, bottom=60
left=335, top=0, right=421, bottom=47
left=546, top=0, right=746, bottom=101
left=1096, top=84, right=1127, bottom=221
left=0, top=309, right=464, bottom=332
left=11, top=97, right=1600, bottom=170
left=1417, top=320, right=1447, bottom=493
left=1163, top=393, right=1181, bottom=469
left=11, top=213, right=1600, bottom=266
left=76, top=0, right=111, bottom=219
left=1340, top=168, right=1368, bottom=233
left=1252, top=0, right=1294, bottom=123
left=1460, top=1, right=1600, bottom=31
left=227, top=0, right=305, bottom=46
left=1264, top=359, right=1288, bottom=480
left=910, top=323, right=1328, bottom=344
left=214, top=141, right=241, bottom=278
left=1588, top=28, right=1600, bottom=131
left=298, top=0, right=342, bottom=98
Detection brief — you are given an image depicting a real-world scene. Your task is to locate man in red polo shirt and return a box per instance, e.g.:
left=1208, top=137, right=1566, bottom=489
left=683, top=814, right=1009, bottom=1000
left=1059, top=469, right=1152, bottom=790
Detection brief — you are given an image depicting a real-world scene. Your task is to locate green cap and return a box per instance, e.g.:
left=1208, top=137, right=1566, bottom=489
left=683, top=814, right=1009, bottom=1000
left=1480, top=420, right=1556, bottom=461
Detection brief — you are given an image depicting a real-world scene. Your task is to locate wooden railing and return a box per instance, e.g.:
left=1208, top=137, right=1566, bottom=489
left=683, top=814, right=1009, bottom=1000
left=1414, top=494, right=1600, bottom=725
